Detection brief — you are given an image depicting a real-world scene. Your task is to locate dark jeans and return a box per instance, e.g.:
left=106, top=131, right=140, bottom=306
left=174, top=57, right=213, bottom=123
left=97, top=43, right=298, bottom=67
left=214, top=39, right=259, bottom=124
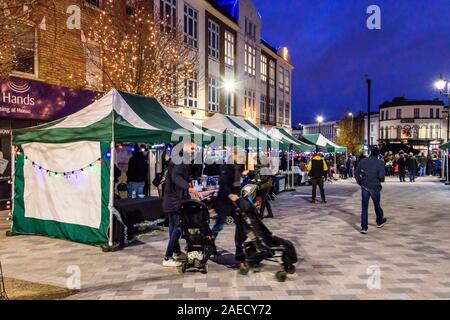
left=399, top=171, right=406, bottom=182
left=212, top=206, right=245, bottom=262
left=409, top=169, right=417, bottom=182
left=165, top=212, right=181, bottom=258
left=259, top=188, right=273, bottom=218
left=310, top=176, right=326, bottom=201
left=361, top=187, right=384, bottom=230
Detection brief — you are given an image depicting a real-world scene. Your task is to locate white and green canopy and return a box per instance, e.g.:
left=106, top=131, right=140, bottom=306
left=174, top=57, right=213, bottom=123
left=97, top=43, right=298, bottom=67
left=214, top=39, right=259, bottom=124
left=302, top=133, right=347, bottom=153
left=268, top=128, right=316, bottom=152
left=441, top=141, right=450, bottom=150
left=11, top=89, right=206, bottom=246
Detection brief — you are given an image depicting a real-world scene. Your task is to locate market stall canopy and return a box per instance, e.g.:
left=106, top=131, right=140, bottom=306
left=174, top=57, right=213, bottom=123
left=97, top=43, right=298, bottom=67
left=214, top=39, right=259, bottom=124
left=440, top=141, right=450, bottom=150
left=13, top=89, right=204, bottom=145
left=302, top=133, right=347, bottom=153
left=268, top=128, right=315, bottom=152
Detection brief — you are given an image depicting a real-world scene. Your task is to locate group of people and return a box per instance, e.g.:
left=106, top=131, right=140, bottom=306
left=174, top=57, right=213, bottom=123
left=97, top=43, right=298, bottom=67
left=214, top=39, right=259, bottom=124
left=383, top=151, right=441, bottom=182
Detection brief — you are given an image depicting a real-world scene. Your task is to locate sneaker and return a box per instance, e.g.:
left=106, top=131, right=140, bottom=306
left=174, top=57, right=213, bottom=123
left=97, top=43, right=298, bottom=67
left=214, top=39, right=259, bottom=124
left=173, top=252, right=186, bottom=261
left=360, top=229, right=368, bottom=235
left=377, top=218, right=387, bottom=228
left=162, top=258, right=182, bottom=267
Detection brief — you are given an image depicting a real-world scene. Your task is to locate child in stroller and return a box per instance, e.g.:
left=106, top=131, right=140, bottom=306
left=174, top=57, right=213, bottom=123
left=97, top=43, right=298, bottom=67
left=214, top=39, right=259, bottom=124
left=178, top=199, right=216, bottom=274
left=236, top=183, right=298, bottom=282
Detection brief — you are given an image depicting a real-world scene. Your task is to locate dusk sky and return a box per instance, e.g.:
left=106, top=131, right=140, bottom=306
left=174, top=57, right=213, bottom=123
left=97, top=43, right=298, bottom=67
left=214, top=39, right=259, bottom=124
left=253, top=0, right=450, bottom=125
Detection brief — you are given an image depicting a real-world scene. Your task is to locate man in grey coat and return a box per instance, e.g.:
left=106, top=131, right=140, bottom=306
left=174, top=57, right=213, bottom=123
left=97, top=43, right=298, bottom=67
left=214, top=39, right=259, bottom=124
left=355, top=147, right=388, bottom=234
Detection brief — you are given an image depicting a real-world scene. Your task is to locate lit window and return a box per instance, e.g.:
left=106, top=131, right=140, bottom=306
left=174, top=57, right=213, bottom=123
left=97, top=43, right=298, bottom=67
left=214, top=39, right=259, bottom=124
left=284, top=102, right=290, bottom=125
left=184, top=4, right=198, bottom=49
left=284, top=70, right=290, bottom=93
left=244, top=43, right=256, bottom=76
left=278, top=99, right=284, bottom=123
left=269, top=98, right=275, bottom=122
left=208, top=76, right=220, bottom=112
left=224, top=31, right=235, bottom=67
left=245, top=90, right=256, bottom=118
left=279, top=66, right=285, bottom=91
left=208, top=20, right=220, bottom=60
left=225, top=91, right=234, bottom=115
left=260, top=55, right=267, bottom=82
left=184, top=72, right=198, bottom=108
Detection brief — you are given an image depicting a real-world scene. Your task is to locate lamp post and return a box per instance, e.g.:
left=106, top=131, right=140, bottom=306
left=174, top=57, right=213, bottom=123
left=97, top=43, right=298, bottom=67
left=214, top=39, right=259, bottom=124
left=366, top=75, right=372, bottom=153
left=434, top=75, right=450, bottom=185
left=317, top=116, right=324, bottom=135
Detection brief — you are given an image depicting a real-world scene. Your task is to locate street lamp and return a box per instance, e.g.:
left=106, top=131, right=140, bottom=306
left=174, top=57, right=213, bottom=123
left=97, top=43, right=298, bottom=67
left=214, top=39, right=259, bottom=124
left=317, top=116, right=324, bottom=134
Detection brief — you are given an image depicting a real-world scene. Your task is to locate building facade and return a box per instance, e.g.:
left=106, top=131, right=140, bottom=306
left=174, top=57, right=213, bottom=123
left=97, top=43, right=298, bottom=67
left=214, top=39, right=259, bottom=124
left=298, top=121, right=339, bottom=143
left=365, top=97, right=449, bottom=154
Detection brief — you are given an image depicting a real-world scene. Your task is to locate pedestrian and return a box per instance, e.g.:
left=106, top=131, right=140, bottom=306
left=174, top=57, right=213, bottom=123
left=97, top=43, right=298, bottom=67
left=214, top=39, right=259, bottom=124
left=162, top=151, right=200, bottom=267
left=355, top=147, right=387, bottom=234
left=126, top=144, right=148, bottom=198
left=397, top=152, right=407, bottom=182
left=211, top=151, right=247, bottom=268
left=407, top=152, right=418, bottom=182
left=307, top=153, right=328, bottom=204
left=419, top=153, right=427, bottom=177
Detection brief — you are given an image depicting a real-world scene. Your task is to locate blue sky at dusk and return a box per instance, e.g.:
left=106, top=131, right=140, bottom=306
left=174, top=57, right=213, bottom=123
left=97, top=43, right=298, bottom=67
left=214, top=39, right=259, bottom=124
left=253, top=0, right=450, bottom=125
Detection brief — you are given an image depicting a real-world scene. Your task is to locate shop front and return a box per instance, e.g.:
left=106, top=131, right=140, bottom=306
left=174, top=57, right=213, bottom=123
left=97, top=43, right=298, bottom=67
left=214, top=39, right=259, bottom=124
left=0, top=76, right=97, bottom=209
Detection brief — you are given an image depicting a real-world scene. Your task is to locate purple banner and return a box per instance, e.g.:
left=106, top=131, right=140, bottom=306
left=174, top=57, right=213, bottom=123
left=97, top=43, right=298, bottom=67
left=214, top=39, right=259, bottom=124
left=0, top=77, right=98, bottom=121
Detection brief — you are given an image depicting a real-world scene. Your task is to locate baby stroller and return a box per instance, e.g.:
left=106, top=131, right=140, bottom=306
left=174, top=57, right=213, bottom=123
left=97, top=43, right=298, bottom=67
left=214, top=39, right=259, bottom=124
left=236, top=183, right=298, bottom=282
left=178, top=200, right=216, bottom=274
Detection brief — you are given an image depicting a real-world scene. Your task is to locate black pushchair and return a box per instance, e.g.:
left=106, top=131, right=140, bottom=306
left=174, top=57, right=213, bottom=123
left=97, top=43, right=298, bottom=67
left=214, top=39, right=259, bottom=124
left=236, top=183, right=298, bottom=282
left=178, top=200, right=216, bottom=274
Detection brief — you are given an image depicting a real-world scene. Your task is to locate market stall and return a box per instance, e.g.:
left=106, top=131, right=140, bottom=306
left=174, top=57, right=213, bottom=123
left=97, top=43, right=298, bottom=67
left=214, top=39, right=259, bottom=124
left=10, top=89, right=206, bottom=248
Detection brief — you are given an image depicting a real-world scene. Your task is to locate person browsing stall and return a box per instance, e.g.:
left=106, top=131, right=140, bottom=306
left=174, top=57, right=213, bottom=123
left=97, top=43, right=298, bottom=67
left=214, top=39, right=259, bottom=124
left=126, top=144, right=148, bottom=198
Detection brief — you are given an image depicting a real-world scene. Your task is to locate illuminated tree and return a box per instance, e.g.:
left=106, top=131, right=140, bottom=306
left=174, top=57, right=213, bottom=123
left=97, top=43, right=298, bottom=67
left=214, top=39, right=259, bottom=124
left=336, top=113, right=365, bottom=154
left=84, top=0, right=200, bottom=105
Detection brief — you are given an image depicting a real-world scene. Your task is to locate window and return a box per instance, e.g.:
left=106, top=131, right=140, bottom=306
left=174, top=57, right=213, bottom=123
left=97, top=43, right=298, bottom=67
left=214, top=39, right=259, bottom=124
left=279, top=66, right=284, bottom=91
left=184, top=4, right=198, bottom=48
left=385, top=110, right=389, bottom=120
left=245, top=90, right=256, bottom=118
left=371, top=124, right=374, bottom=133
left=244, top=43, right=256, bottom=76
left=380, top=127, right=384, bottom=139
left=260, top=95, right=267, bottom=120
left=284, top=69, right=290, bottom=93
left=184, top=72, right=198, bottom=108
left=396, top=109, right=402, bottom=119
left=225, top=91, right=234, bottom=115
left=86, top=43, right=102, bottom=89
left=430, top=108, right=434, bottom=119
left=269, top=60, right=275, bottom=87
left=370, top=137, right=374, bottom=145
left=208, top=20, right=220, bottom=60
left=278, top=100, right=284, bottom=123
left=414, top=108, right=420, bottom=118
left=208, top=76, right=220, bottom=112
left=284, top=102, right=290, bottom=125
left=436, top=108, right=440, bottom=118
left=12, top=25, right=36, bottom=75
left=412, top=126, right=419, bottom=139
left=269, top=98, right=275, bottom=122
left=224, top=31, right=235, bottom=67
left=260, top=55, right=268, bottom=83
left=397, top=126, right=402, bottom=139
left=160, top=0, right=177, bottom=29
left=245, top=18, right=256, bottom=40
left=381, top=111, right=384, bottom=121
left=85, top=0, right=101, bottom=8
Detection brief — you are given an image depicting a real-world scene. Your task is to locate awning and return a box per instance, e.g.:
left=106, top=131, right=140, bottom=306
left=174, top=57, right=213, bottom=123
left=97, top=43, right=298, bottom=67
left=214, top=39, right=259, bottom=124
left=440, top=141, right=450, bottom=150
left=302, top=133, right=347, bottom=153
left=268, top=128, right=315, bottom=152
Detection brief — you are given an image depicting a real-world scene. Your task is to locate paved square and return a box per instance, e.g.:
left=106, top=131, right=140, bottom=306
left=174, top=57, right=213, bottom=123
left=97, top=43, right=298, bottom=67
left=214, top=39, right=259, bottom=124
left=1, top=177, right=449, bottom=300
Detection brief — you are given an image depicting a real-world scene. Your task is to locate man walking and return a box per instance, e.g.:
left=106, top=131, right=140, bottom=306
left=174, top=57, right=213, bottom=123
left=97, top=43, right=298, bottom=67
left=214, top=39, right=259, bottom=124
left=355, top=147, right=387, bottom=234
left=307, top=153, right=328, bottom=204
left=397, top=152, right=407, bottom=182
left=419, top=153, right=427, bottom=177
left=407, top=152, right=418, bottom=182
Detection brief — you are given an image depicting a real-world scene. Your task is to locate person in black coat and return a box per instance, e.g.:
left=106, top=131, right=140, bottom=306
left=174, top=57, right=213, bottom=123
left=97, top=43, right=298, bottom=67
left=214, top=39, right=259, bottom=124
left=397, top=153, right=407, bottom=182
left=162, top=159, right=200, bottom=267
left=211, top=157, right=246, bottom=265
left=126, top=145, right=148, bottom=198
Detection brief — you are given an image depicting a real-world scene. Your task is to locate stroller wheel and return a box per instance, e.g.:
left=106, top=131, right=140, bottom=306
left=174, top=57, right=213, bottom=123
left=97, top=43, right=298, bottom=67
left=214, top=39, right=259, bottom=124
left=285, top=265, right=296, bottom=275
left=275, top=271, right=287, bottom=282
left=226, top=216, right=235, bottom=225
left=181, top=261, right=188, bottom=274
left=239, top=264, right=250, bottom=276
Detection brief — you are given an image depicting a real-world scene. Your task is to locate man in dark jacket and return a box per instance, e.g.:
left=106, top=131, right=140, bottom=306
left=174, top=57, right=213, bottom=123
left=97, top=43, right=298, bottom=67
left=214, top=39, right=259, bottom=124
left=397, top=152, right=407, bottom=182
left=355, top=147, right=387, bottom=234
left=307, top=153, right=328, bottom=204
left=162, top=160, right=200, bottom=267
left=211, top=157, right=246, bottom=266
left=407, top=153, right=418, bottom=182
left=126, top=145, right=148, bottom=198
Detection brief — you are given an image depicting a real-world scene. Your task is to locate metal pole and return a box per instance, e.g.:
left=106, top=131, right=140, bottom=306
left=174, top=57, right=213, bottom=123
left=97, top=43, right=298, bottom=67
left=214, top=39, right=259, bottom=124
left=9, top=139, right=15, bottom=233
left=108, top=141, right=115, bottom=247
left=446, top=149, right=449, bottom=185
left=367, top=77, right=372, bottom=152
